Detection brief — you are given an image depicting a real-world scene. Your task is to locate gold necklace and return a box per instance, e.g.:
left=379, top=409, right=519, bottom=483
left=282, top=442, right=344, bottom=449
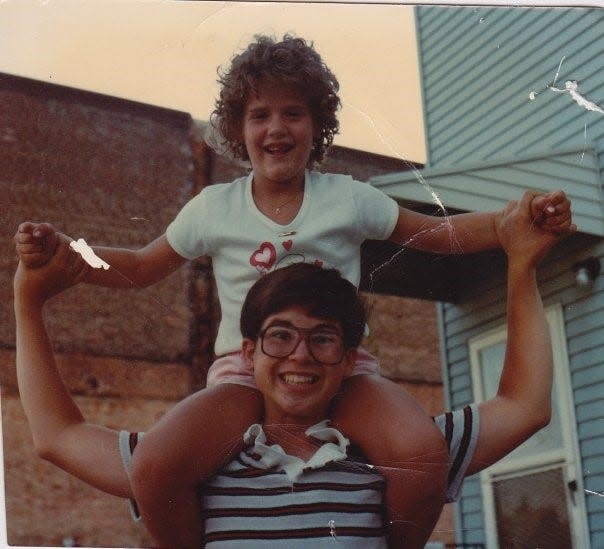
left=273, top=191, right=303, bottom=214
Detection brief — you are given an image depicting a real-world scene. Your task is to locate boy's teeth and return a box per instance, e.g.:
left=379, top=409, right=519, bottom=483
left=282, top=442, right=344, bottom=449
left=281, top=373, right=317, bottom=385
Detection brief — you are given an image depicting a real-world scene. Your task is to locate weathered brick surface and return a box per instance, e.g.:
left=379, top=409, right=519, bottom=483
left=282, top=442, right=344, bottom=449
left=321, top=145, right=421, bottom=180
left=2, top=74, right=201, bottom=547
left=364, top=293, right=442, bottom=383
left=0, top=349, right=192, bottom=401
left=2, top=74, right=194, bottom=362
left=2, top=389, right=163, bottom=548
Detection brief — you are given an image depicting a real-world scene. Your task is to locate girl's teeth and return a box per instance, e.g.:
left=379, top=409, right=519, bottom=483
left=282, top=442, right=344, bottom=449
left=267, top=145, right=290, bottom=153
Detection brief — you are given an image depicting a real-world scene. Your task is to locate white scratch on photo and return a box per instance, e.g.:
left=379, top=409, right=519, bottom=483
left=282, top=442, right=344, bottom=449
left=69, top=238, right=110, bottom=270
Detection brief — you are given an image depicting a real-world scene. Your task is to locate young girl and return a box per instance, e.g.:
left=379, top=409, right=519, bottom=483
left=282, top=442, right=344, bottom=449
left=16, top=34, right=574, bottom=548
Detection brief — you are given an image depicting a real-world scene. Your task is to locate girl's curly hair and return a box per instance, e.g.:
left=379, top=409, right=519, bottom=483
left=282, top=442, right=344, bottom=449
left=212, top=34, right=341, bottom=165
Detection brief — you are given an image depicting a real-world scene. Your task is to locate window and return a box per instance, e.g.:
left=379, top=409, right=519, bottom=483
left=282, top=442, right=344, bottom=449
left=469, top=305, right=588, bottom=548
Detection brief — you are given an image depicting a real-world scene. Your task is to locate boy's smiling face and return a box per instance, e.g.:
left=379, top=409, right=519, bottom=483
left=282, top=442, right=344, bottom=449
left=243, top=306, right=355, bottom=427
left=242, top=80, right=316, bottom=191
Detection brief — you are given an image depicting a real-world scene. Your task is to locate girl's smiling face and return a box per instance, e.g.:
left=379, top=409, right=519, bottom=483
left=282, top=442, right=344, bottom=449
left=242, top=80, right=316, bottom=191
left=243, top=306, right=355, bottom=427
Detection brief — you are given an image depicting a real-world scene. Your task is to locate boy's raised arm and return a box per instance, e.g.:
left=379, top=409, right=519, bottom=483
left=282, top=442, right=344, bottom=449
left=389, top=189, right=575, bottom=254
left=14, top=238, right=133, bottom=498
left=15, top=222, right=186, bottom=288
left=467, top=191, right=561, bottom=475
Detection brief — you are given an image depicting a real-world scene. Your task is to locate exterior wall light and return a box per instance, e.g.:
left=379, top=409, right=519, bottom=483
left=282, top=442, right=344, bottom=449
left=573, top=257, right=601, bottom=289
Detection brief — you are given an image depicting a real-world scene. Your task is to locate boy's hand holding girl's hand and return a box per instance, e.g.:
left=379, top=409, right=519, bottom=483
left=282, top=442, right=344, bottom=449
left=14, top=225, right=89, bottom=308
left=14, top=222, right=62, bottom=268
left=529, top=190, right=576, bottom=235
left=497, top=191, right=564, bottom=268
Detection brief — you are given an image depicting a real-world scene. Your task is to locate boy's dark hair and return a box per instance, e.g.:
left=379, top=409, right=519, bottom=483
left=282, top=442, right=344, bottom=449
left=213, top=34, right=341, bottom=165
left=240, top=263, right=365, bottom=349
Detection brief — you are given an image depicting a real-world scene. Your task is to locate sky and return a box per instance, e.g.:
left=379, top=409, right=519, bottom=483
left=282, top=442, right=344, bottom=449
left=0, top=0, right=427, bottom=162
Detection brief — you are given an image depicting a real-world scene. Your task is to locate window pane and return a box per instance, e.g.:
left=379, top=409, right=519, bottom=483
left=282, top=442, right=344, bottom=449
left=493, top=468, right=572, bottom=548
left=479, top=342, right=564, bottom=460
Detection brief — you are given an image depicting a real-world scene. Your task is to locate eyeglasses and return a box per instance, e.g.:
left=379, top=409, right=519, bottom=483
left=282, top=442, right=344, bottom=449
left=260, top=324, right=346, bottom=365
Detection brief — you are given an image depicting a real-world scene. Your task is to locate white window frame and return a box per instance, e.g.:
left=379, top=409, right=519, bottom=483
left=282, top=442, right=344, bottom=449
left=468, top=304, right=589, bottom=548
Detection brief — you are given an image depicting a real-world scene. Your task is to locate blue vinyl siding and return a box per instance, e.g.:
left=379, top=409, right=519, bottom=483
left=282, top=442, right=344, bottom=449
left=369, top=6, right=604, bottom=545
left=440, top=237, right=603, bottom=546
left=371, top=147, right=604, bottom=237
left=416, top=7, right=604, bottom=172
left=412, top=7, right=604, bottom=544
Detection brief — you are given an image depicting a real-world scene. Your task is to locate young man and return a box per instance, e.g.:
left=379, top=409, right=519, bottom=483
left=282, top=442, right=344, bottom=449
left=14, top=191, right=560, bottom=547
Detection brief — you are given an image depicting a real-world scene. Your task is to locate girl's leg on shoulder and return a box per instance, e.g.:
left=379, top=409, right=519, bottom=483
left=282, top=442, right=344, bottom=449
left=130, top=383, right=263, bottom=549
left=331, top=374, right=448, bottom=549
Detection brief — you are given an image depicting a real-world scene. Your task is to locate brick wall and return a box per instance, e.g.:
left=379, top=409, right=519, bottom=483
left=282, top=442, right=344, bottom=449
left=2, top=74, right=199, bottom=547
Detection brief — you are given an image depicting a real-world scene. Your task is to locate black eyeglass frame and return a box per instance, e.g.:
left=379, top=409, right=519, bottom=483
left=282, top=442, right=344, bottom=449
left=259, top=324, right=347, bottom=365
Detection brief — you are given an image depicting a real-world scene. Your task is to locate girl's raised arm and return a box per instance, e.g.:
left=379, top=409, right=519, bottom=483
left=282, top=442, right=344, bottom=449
left=85, top=234, right=187, bottom=288
left=388, top=190, right=574, bottom=254
left=14, top=239, right=133, bottom=498
left=15, top=222, right=186, bottom=289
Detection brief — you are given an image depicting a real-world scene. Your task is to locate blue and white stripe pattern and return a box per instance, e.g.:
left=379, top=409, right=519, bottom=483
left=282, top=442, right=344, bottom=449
left=120, top=406, right=479, bottom=547
left=201, top=427, right=387, bottom=547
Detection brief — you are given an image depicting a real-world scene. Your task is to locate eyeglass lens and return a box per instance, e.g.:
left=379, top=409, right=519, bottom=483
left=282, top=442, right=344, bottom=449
left=261, top=325, right=344, bottom=365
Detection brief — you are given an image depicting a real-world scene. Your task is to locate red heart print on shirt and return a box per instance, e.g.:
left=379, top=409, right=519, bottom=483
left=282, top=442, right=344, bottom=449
left=282, top=240, right=293, bottom=251
left=250, top=242, right=277, bottom=273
